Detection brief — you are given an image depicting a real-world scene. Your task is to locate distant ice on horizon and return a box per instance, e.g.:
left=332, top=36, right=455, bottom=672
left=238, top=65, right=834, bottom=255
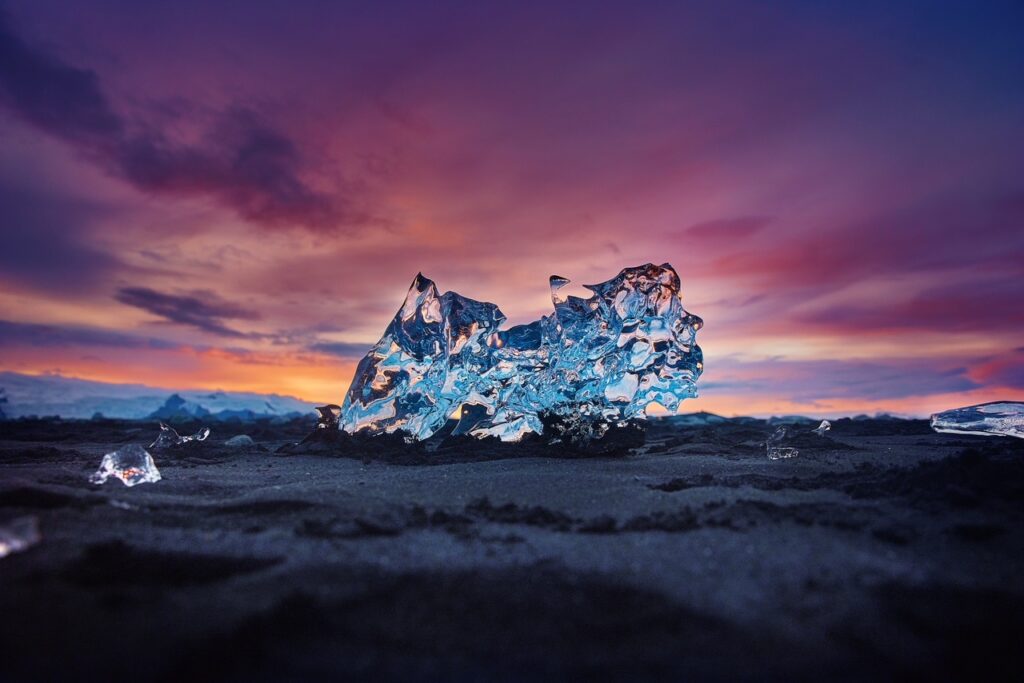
left=0, top=371, right=313, bottom=420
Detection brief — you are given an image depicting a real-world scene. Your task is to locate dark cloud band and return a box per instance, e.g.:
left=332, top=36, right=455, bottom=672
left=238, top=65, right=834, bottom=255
left=0, top=9, right=347, bottom=231
left=115, top=287, right=259, bottom=338
left=0, top=319, right=179, bottom=350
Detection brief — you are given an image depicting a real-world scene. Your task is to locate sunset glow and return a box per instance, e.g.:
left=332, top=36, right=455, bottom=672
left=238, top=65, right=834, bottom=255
left=2, top=1, right=1022, bottom=416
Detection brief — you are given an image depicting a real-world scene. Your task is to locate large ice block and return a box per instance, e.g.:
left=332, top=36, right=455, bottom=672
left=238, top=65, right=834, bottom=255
left=341, top=264, right=703, bottom=442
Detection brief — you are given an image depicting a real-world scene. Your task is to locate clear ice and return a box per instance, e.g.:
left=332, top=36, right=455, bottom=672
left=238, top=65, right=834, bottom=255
left=767, top=426, right=799, bottom=460
left=0, top=516, right=40, bottom=558
left=150, top=422, right=210, bottom=449
left=812, top=420, right=831, bottom=436
left=930, top=402, right=1024, bottom=439
left=89, top=444, right=162, bottom=486
left=341, top=264, right=703, bottom=442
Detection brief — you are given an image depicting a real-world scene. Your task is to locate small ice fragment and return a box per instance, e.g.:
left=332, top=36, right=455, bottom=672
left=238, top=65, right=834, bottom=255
left=150, top=422, right=179, bottom=448
left=768, top=446, right=799, bottom=460
left=150, top=422, right=211, bottom=448
left=930, top=401, right=1024, bottom=439
left=0, top=516, right=40, bottom=558
left=225, top=434, right=255, bottom=447
left=812, top=420, right=831, bottom=436
left=90, top=444, right=162, bottom=486
left=315, top=404, right=342, bottom=430
left=766, top=426, right=799, bottom=460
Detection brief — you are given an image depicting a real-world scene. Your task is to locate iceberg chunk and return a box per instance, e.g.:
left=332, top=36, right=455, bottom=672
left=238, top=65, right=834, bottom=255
left=340, top=264, right=703, bottom=442
left=0, top=516, right=40, bottom=558
left=930, top=402, right=1024, bottom=439
left=767, top=426, right=799, bottom=460
left=89, top=444, right=162, bottom=486
left=150, top=422, right=210, bottom=449
left=812, top=420, right=831, bottom=436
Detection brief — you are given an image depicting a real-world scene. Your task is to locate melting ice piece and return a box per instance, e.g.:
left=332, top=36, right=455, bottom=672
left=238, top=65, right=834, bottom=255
left=315, top=404, right=342, bottom=430
left=930, top=402, right=1024, bottom=439
left=150, top=422, right=211, bottom=449
left=0, top=516, right=40, bottom=559
left=767, top=426, right=799, bottom=460
left=224, top=434, right=255, bottom=447
left=812, top=420, right=831, bottom=436
left=341, top=264, right=703, bottom=442
left=89, top=444, right=162, bottom=486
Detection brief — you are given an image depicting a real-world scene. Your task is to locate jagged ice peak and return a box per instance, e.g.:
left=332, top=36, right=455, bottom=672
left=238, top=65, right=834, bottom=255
left=340, top=263, right=704, bottom=442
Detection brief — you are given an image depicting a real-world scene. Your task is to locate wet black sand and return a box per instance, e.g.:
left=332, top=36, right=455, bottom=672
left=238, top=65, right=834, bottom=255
left=1, top=416, right=1023, bottom=681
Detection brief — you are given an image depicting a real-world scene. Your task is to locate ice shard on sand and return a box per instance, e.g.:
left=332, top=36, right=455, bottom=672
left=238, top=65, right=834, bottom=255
left=89, top=444, right=162, bottom=486
left=930, top=402, right=1024, bottom=439
left=150, top=422, right=210, bottom=449
left=767, top=426, right=799, bottom=460
left=341, top=263, right=703, bottom=442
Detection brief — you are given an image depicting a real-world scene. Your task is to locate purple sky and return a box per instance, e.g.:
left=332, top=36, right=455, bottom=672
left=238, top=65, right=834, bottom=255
left=1, top=0, right=1022, bottom=415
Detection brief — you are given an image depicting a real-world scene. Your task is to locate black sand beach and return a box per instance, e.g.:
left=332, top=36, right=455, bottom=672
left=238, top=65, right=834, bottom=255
left=1, top=416, right=1022, bottom=681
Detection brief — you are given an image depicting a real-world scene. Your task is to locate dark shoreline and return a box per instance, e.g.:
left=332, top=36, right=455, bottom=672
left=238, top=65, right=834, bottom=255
left=1, top=417, right=1022, bottom=681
